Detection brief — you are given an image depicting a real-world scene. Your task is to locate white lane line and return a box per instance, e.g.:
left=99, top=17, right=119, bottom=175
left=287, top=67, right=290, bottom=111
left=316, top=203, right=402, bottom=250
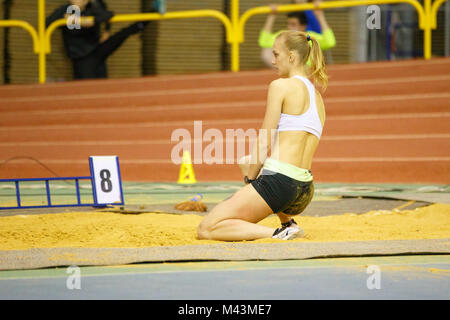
left=330, top=75, right=450, bottom=86
left=1, top=112, right=449, bottom=132
left=1, top=93, right=449, bottom=117
left=0, top=101, right=264, bottom=116
left=313, top=157, right=450, bottom=162
left=2, top=157, right=450, bottom=164
left=322, top=133, right=450, bottom=140
left=1, top=75, right=448, bottom=103
left=1, top=134, right=449, bottom=147
left=327, top=112, right=450, bottom=120
left=0, top=58, right=448, bottom=92
left=325, top=92, right=450, bottom=103
left=327, top=58, right=450, bottom=70
left=0, top=70, right=274, bottom=91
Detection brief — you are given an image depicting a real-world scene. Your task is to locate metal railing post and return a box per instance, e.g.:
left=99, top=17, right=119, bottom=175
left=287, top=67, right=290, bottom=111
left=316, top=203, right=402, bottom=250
left=38, top=0, right=46, bottom=84
left=231, top=0, right=240, bottom=72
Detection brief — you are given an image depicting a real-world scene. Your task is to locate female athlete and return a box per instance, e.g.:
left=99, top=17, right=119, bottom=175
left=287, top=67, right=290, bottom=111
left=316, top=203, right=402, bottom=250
left=197, top=30, right=327, bottom=241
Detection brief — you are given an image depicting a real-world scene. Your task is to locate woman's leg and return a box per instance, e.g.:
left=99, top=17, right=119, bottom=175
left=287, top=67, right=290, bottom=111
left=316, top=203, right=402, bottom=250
left=197, top=184, right=275, bottom=241
left=95, top=23, right=146, bottom=62
left=237, top=154, right=251, bottom=177
left=237, top=156, right=289, bottom=226
left=72, top=56, right=97, bottom=79
left=277, top=211, right=293, bottom=224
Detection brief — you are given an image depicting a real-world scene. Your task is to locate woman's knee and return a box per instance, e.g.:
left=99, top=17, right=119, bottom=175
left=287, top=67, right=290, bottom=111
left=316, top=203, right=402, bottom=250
left=197, top=220, right=212, bottom=240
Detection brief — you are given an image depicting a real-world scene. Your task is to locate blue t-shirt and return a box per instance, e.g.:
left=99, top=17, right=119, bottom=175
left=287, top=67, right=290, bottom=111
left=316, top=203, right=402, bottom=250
left=305, top=10, right=321, bottom=33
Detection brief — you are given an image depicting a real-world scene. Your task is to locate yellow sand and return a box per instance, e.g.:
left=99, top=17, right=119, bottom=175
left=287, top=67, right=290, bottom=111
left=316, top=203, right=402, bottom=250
left=0, top=203, right=449, bottom=250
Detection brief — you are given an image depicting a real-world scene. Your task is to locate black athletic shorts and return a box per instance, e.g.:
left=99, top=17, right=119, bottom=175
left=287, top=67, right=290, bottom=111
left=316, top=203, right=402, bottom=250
left=251, top=169, right=314, bottom=215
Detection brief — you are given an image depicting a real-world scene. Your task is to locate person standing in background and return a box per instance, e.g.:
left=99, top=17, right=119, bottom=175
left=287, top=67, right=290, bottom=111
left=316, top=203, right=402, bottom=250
left=296, top=0, right=322, bottom=33
left=259, top=0, right=336, bottom=67
left=46, top=0, right=166, bottom=80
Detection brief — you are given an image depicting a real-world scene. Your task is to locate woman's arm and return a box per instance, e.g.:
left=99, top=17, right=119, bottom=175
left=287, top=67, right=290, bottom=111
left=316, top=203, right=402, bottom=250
left=263, top=4, right=278, bottom=33
left=308, top=0, right=336, bottom=50
left=247, top=80, right=284, bottom=180
left=46, top=5, right=69, bottom=28
left=312, top=0, right=330, bottom=32
left=258, top=4, right=278, bottom=48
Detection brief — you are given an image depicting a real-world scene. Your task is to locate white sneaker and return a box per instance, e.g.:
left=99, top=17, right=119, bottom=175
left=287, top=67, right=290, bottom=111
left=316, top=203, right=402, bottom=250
left=272, top=226, right=305, bottom=240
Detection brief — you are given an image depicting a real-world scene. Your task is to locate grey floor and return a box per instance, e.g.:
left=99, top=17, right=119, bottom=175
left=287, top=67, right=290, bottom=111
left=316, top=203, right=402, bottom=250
left=1, top=255, right=449, bottom=300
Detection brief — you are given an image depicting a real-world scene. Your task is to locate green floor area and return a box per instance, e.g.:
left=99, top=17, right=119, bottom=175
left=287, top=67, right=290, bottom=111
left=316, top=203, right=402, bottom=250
left=1, top=181, right=449, bottom=209
left=1, top=255, right=448, bottom=280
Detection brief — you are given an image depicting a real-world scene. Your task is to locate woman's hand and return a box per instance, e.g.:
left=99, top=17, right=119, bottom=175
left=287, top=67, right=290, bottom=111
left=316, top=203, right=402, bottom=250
left=100, top=32, right=110, bottom=43
left=313, top=0, right=323, bottom=13
left=64, top=13, right=95, bottom=28
left=269, top=4, right=278, bottom=15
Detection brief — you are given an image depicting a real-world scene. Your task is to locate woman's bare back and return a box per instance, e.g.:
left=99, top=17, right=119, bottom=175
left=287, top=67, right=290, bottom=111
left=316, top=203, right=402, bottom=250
left=272, top=77, right=326, bottom=170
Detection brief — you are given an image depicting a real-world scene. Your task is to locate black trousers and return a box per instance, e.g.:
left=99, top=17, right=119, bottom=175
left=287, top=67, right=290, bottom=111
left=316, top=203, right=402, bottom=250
left=72, top=23, right=142, bottom=80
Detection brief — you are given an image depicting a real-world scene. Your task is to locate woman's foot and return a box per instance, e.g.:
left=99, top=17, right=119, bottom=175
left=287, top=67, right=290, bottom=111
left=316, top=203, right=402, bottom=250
left=272, top=226, right=304, bottom=240
left=272, top=218, right=304, bottom=240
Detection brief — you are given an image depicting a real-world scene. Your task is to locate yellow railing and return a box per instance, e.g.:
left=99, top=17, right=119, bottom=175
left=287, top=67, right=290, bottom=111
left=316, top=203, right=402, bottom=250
left=0, top=20, right=40, bottom=53
left=44, top=8, right=235, bottom=84
left=45, top=10, right=234, bottom=53
left=430, top=0, right=448, bottom=28
left=0, top=0, right=447, bottom=83
left=234, top=0, right=429, bottom=71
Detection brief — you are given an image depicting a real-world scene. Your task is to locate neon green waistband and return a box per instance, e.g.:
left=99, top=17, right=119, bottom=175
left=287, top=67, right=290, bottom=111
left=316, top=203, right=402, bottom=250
left=263, top=158, right=313, bottom=182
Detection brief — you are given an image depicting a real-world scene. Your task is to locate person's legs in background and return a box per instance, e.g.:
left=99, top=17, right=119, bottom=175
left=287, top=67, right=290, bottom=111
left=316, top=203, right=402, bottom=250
left=95, top=22, right=148, bottom=63
left=90, top=0, right=167, bottom=73
left=95, top=61, right=108, bottom=78
left=72, top=54, right=99, bottom=79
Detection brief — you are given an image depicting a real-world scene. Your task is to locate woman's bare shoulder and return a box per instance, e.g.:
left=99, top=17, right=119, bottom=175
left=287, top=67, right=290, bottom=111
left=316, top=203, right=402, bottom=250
left=268, top=78, right=291, bottom=95
left=269, top=78, right=289, bottom=87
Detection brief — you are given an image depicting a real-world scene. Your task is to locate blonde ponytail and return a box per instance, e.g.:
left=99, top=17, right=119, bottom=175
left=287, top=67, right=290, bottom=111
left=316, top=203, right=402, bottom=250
left=308, top=35, right=328, bottom=91
left=277, top=31, right=328, bottom=91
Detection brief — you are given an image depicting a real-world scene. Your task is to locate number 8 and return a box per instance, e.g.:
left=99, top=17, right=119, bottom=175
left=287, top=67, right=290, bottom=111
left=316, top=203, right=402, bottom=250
left=100, top=169, right=113, bottom=193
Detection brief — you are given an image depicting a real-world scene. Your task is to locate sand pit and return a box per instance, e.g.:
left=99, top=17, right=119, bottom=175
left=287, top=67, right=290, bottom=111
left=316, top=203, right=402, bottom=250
left=0, top=203, right=449, bottom=250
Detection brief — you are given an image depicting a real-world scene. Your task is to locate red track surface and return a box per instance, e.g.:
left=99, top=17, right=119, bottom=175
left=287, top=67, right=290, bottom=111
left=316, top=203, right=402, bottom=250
left=0, top=58, right=449, bottom=183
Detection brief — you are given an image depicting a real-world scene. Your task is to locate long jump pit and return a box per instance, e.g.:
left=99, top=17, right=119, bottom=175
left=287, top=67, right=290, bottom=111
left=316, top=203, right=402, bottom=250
left=0, top=182, right=449, bottom=271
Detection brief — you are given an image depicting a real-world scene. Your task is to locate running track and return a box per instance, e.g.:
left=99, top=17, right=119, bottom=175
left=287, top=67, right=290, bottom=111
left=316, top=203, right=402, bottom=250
left=0, top=58, right=449, bottom=183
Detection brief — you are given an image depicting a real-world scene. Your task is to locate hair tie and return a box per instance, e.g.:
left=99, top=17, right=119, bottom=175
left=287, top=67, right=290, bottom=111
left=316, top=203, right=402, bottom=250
left=307, top=34, right=311, bottom=42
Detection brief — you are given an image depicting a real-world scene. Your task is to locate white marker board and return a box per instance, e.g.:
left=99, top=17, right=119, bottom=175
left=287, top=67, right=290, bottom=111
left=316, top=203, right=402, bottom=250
left=89, top=156, right=124, bottom=205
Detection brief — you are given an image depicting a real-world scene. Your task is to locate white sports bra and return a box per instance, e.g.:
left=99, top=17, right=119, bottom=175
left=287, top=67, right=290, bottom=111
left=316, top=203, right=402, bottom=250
left=277, top=75, right=323, bottom=139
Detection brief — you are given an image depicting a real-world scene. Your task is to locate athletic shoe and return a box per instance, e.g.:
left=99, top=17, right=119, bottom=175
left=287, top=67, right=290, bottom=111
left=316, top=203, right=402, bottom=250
left=272, top=226, right=305, bottom=240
